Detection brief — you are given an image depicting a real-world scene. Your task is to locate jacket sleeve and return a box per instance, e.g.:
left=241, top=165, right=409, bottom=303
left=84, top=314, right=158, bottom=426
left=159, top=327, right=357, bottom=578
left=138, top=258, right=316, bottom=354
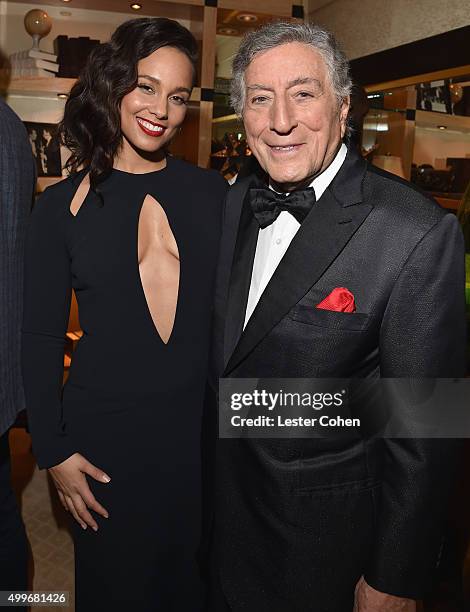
left=21, top=187, right=76, bottom=469
left=0, top=105, right=35, bottom=436
left=364, top=212, right=467, bottom=598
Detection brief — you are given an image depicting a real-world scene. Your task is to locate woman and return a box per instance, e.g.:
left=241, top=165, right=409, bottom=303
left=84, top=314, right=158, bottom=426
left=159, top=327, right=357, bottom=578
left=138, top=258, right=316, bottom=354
left=21, top=18, right=227, bottom=611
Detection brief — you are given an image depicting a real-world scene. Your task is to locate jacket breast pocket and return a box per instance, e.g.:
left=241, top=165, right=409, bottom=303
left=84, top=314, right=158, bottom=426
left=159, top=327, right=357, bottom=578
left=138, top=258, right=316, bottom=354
left=288, top=303, right=371, bottom=332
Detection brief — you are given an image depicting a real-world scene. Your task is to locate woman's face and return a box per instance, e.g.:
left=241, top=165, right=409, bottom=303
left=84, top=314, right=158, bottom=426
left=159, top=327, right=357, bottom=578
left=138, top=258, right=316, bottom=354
left=120, top=46, right=194, bottom=155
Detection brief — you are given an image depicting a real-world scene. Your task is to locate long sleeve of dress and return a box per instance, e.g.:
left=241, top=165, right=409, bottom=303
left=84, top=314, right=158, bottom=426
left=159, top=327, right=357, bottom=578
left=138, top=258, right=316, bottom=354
left=21, top=186, right=75, bottom=469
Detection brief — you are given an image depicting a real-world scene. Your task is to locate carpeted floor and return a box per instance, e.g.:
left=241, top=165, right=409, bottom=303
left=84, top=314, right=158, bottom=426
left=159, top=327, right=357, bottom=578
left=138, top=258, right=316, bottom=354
left=9, top=428, right=74, bottom=612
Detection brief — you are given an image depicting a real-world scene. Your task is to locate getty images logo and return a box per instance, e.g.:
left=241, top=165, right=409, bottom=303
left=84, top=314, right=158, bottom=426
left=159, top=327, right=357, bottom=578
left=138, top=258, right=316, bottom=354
left=230, top=389, right=346, bottom=412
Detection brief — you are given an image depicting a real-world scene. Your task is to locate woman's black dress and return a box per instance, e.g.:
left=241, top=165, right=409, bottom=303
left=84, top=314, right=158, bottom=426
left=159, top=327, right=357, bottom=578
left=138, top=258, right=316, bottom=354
left=21, top=157, right=227, bottom=611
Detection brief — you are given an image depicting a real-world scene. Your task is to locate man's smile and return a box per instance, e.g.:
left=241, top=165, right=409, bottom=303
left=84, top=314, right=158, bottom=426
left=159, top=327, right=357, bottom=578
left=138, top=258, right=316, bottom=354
left=267, top=143, right=304, bottom=155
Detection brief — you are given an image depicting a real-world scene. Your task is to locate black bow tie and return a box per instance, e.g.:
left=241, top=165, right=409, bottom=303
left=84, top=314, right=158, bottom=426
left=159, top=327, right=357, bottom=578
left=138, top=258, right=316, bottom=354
left=248, top=185, right=316, bottom=229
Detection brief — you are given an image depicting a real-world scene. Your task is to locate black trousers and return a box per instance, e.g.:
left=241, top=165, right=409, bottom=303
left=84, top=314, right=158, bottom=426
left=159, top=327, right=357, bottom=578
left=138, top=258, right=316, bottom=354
left=0, top=430, right=28, bottom=602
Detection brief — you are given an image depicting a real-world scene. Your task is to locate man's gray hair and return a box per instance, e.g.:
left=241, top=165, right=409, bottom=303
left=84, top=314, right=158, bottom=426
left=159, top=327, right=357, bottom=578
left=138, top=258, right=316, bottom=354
left=230, top=21, right=352, bottom=117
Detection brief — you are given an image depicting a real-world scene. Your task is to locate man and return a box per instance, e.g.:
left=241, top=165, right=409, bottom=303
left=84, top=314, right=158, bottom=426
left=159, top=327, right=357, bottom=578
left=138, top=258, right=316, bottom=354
left=208, top=22, right=466, bottom=611
left=0, top=97, right=35, bottom=598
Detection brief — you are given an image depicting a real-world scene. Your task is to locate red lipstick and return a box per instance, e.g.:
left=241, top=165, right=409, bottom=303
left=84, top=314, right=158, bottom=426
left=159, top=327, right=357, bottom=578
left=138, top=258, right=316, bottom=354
left=136, top=117, right=166, bottom=137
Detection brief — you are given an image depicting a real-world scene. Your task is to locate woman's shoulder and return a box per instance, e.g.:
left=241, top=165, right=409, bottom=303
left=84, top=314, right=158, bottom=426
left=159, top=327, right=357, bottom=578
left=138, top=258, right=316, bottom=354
left=39, top=171, right=86, bottom=197
left=169, top=157, right=228, bottom=193
left=33, top=171, right=86, bottom=220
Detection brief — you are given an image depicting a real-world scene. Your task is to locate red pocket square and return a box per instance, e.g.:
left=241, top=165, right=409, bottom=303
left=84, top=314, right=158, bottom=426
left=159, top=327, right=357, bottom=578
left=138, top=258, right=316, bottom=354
left=316, top=287, right=356, bottom=313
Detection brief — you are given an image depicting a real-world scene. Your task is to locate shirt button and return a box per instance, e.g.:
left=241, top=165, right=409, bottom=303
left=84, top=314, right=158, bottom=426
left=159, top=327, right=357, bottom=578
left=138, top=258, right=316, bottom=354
left=275, top=238, right=282, bottom=245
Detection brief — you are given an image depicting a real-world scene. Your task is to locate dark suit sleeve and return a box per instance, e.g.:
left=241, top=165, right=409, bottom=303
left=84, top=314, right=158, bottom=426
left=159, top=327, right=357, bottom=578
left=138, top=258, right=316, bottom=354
left=21, top=187, right=75, bottom=469
left=364, top=213, right=466, bottom=598
left=0, top=104, right=35, bottom=436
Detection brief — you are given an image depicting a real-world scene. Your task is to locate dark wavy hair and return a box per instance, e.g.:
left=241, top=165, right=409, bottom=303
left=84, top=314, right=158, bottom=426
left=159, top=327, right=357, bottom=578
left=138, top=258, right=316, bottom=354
left=59, top=18, right=198, bottom=192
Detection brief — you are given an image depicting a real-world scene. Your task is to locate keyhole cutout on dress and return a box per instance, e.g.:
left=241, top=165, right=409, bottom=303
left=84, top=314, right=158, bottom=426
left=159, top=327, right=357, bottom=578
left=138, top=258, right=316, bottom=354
left=70, top=173, right=90, bottom=217
left=138, top=195, right=180, bottom=344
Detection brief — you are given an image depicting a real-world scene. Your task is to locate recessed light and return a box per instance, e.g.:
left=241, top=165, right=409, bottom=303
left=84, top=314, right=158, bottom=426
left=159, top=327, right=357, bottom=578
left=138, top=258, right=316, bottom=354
left=57, top=93, right=68, bottom=99
left=438, top=125, right=447, bottom=130
left=131, top=3, right=142, bottom=9
left=237, top=13, right=257, bottom=22
left=218, top=27, right=238, bottom=35
left=62, top=0, right=71, bottom=3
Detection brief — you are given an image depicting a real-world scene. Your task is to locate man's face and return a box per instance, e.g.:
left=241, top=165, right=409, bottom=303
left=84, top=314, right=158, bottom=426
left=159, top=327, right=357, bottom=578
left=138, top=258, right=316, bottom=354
left=242, top=42, right=349, bottom=191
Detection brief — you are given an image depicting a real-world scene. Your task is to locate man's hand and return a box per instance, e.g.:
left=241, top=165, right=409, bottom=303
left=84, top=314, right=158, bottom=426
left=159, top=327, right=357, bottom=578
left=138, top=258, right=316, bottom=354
left=49, top=452, right=111, bottom=531
left=353, top=576, right=416, bottom=612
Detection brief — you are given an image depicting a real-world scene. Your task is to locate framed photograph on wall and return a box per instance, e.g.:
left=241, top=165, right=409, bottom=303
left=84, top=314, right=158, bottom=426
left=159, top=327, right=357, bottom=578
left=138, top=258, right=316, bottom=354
left=24, top=121, right=63, bottom=177
left=416, top=80, right=452, bottom=114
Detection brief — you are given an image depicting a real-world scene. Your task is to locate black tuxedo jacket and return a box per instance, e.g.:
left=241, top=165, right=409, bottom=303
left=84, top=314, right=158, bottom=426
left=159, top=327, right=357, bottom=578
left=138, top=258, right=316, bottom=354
left=208, top=145, right=466, bottom=611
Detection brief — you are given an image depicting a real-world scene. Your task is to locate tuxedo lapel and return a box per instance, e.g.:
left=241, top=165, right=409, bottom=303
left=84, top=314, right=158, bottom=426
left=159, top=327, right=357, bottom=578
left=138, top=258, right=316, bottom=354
left=224, top=147, right=372, bottom=375
left=223, top=189, right=260, bottom=367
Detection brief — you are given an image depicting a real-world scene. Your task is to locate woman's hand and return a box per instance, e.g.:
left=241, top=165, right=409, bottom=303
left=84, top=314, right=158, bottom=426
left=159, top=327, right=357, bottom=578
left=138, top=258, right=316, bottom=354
left=48, top=453, right=111, bottom=531
left=353, top=577, right=416, bottom=612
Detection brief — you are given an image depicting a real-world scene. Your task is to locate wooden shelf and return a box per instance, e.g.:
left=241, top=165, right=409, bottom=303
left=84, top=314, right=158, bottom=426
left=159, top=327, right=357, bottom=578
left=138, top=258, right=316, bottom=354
left=213, top=113, right=238, bottom=124
left=365, top=65, right=470, bottom=93
left=9, top=77, right=76, bottom=96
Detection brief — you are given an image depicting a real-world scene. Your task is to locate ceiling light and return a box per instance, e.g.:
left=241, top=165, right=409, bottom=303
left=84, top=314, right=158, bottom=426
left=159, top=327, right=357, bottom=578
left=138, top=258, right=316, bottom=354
left=237, top=13, right=257, bottom=22
left=62, top=0, right=71, bottom=3
left=131, top=3, right=142, bottom=9
left=438, top=125, right=447, bottom=130
left=218, top=27, right=238, bottom=35
left=57, top=93, right=68, bottom=99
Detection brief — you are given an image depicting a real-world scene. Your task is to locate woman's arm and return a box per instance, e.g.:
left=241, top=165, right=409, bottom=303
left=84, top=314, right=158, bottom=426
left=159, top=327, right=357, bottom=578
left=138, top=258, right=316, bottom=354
left=22, top=185, right=75, bottom=469
left=21, top=185, right=110, bottom=530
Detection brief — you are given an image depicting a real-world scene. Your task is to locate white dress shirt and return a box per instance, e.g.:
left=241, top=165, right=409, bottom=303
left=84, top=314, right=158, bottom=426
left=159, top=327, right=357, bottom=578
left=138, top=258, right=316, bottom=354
left=243, top=143, right=348, bottom=329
